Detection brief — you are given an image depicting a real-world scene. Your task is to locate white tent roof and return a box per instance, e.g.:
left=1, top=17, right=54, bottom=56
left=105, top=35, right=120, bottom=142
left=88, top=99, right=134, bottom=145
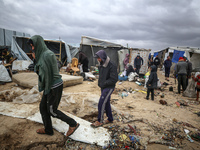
left=81, top=36, right=123, bottom=47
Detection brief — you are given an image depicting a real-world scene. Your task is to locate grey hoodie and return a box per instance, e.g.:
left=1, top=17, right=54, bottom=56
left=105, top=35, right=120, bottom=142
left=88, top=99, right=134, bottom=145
left=175, top=60, right=188, bottom=75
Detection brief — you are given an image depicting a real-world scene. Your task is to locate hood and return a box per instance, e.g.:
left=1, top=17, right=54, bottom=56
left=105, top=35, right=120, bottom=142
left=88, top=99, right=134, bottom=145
left=95, top=50, right=107, bottom=62
left=30, top=35, right=48, bottom=61
left=151, top=65, right=157, bottom=72
left=95, top=50, right=110, bottom=67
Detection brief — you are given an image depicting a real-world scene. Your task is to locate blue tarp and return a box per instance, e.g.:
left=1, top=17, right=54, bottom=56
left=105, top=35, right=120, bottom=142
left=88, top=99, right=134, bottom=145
left=172, top=50, right=185, bottom=63
left=153, top=52, right=158, bottom=57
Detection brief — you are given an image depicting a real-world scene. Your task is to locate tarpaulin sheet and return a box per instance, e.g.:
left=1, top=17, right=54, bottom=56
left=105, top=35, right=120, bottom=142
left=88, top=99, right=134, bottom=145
left=172, top=50, right=185, bottom=63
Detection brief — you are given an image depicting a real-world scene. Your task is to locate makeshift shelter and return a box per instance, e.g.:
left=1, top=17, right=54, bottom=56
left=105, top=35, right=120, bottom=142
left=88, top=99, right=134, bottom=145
left=80, top=36, right=125, bottom=70
left=12, top=36, right=72, bottom=64
left=129, top=48, right=151, bottom=75
left=0, top=28, right=74, bottom=64
left=154, top=47, right=200, bottom=72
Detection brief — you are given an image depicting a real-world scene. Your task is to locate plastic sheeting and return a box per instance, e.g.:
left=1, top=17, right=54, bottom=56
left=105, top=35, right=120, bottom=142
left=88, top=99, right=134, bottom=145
left=0, top=28, right=30, bottom=47
left=0, top=65, right=12, bottom=82
left=129, top=49, right=151, bottom=74
left=12, top=60, right=32, bottom=70
left=183, top=79, right=196, bottom=98
left=81, top=36, right=122, bottom=47
left=118, top=49, right=129, bottom=72
left=0, top=101, right=111, bottom=147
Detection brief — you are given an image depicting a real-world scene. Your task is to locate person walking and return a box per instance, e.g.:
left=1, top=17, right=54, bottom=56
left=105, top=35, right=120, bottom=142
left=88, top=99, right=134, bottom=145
left=134, top=54, right=143, bottom=75
left=164, top=56, right=172, bottom=81
left=91, top=50, right=118, bottom=127
left=154, top=55, right=160, bottom=71
left=175, top=57, right=188, bottom=94
left=146, top=65, right=158, bottom=101
left=78, top=51, right=89, bottom=72
left=27, top=35, right=79, bottom=136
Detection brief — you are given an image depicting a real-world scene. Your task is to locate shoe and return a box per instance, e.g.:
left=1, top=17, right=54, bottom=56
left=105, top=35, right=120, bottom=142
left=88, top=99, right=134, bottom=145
left=104, top=120, right=113, bottom=124
left=66, top=123, right=80, bottom=137
left=91, top=121, right=103, bottom=128
left=36, top=128, right=53, bottom=136
left=146, top=97, right=149, bottom=100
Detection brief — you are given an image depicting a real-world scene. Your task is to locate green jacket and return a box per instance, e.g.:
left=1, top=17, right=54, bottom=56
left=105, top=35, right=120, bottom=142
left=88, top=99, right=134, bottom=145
left=31, top=35, right=62, bottom=95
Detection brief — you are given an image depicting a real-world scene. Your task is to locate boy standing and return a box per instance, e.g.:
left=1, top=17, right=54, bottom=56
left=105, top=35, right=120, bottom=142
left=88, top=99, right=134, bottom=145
left=146, top=65, right=158, bottom=101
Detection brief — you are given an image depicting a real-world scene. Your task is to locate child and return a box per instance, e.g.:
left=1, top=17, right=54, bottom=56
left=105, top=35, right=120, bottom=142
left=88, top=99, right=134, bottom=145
left=146, top=65, right=158, bottom=101
left=192, top=72, right=200, bottom=101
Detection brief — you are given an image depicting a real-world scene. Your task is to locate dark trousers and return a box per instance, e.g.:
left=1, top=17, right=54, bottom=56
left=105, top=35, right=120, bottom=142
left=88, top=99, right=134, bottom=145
left=40, top=84, right=77, bottom=135
left=98, top=88, right=114, bottom=123
left=146, top=88, right=154, bottom=100
left=165, top=67, right=170, bottom=77
left=136, top=65, right=141, bottom=75
left=155, top=65, right=158, bottom=71
left=177, top=74, right=187, bottom=94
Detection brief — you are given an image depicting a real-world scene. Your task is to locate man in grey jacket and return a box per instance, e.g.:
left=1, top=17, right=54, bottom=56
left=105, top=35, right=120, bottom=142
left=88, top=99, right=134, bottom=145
left=175, top=57, right=188, bottom=94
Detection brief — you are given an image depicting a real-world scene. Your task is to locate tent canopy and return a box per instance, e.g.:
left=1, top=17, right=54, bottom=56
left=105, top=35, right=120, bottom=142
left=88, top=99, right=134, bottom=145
left=80, top=36, right=125, bottom=69
left=11, top=36, right=72, bottom=63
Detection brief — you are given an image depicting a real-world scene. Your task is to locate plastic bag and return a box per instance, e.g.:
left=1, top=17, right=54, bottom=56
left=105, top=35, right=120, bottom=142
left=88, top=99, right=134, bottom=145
left=183, top=79, right=196, bottom=98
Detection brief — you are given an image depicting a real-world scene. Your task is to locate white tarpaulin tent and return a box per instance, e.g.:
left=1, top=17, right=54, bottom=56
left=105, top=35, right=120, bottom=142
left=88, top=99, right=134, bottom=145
left=129, top=48, right=151, bottom=74
left=154, top=47, right=200, bottom=72
left=80, top=36, right=125, bottom=69
left=0, top=65, right=12, bottom=82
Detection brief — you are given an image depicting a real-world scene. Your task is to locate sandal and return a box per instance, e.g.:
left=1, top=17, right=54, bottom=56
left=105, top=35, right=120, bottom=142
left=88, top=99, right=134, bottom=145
left=66, top=123, right=80, bottom=137
left=104, top=120, right=113, bottom=124
left=91, top=121, right=103, bottom=128
left=36, top=128, right=53, bottom=135
left=36, top=128, right=46, bottom=134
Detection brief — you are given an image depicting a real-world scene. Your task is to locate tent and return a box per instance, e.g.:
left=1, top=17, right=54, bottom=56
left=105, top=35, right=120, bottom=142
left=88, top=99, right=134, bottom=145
left=129, top=48, right=151, bottom=74
left=11, top=36, right=72, bottom=64
left=154, top=47, right=200, bottom=72
left=0, top=28, right=74, bottom=64
left=80, top=36, right=125, bottom=70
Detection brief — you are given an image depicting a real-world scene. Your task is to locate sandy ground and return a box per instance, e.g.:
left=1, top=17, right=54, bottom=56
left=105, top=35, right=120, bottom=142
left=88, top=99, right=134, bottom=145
left=0, top=69, right=200, bottom=150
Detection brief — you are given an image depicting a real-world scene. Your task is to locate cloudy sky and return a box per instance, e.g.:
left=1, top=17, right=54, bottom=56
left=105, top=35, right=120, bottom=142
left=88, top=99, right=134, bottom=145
left=1, top=0, right=200, bottom=51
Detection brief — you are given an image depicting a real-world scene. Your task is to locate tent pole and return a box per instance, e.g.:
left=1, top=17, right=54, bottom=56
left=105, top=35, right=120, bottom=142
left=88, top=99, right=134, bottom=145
left=59, top=41, right=62, bottom=61
left=90, top=45, right=95, bottom=66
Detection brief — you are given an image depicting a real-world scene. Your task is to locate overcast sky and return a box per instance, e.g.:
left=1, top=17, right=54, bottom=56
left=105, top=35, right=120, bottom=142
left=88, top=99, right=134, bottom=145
left=1, top=0, right=200, bottom=51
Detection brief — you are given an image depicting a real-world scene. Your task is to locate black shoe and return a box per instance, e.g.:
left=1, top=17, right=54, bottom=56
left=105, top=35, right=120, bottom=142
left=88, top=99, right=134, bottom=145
left=152, top=99, right=154, bottom=101
left=146, top=97, right=149, bottom=100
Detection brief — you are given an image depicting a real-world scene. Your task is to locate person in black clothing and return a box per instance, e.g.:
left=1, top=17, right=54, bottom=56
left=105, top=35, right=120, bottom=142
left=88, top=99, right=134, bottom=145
left=91, top=50, right=118, bottom=127
left=164, top=56, right=172, bottom=81
left=134, top=54, right=143, bottom=75
left=148, top=58, right=154, bottom=68
left=78, top=51, right=89, bottom=72
left=126, top=64, right=135, bottom=76
left=154, top=55, right=160, bottom=71
left=146, top=65, right=158, bottom=101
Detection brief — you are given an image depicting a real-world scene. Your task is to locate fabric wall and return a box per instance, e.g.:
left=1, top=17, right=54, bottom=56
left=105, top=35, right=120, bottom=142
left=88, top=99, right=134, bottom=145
left=81, top=45, right=121, bottom=69
left=129, top=49, right=150, bottom=74
left=118, top=49, right=129, bottom=72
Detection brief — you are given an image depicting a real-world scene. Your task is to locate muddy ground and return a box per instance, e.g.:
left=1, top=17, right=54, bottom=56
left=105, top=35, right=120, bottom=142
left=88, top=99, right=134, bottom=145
left=0, top=69, right=200, bottom=150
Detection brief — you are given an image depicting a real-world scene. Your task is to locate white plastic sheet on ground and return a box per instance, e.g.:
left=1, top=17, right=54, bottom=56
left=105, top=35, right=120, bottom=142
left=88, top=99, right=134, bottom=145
left=0, top=101, right=111, bottom=147
left=0, top=65, right=12, bottom=82
left=0, top=86, right=41, bottom=104
left=12, top=60, right=32, bottom=70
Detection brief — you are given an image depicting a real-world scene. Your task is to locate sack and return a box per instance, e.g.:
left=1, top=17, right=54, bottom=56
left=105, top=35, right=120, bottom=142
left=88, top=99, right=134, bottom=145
left=183, top=79, right=196, bottom=98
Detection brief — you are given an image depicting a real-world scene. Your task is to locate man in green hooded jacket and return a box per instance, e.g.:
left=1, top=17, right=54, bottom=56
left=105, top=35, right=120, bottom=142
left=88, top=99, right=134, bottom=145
left=27, top=35, right=79, bottom=136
